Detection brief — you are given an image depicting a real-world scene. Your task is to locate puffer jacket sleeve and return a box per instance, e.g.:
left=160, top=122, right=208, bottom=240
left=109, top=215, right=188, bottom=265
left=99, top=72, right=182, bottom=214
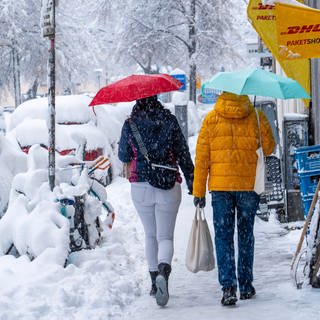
left=259, top=111, right=276, bottom=156
left=193, top=115, right=210, bottom=197
left=118, top=120, right=134, bottom=163
left=171, top=116, right=194, bottom=185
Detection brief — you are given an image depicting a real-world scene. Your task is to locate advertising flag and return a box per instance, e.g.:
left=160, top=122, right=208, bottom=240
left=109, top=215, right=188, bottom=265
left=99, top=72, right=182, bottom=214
left=276, top=3, right=320, bottom=60
left=247, top=0, right=310, bottom=105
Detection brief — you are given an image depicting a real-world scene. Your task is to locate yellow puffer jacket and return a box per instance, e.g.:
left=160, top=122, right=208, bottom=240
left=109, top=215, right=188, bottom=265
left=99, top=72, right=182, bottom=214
left=193, top=92, right=275, bottom=197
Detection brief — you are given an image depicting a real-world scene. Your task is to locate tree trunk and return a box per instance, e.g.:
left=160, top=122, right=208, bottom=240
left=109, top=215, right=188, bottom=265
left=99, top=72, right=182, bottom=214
left=189, top=0, right=197, bottom=104
left=12, top=41, right=21, bottom=108
left=27, top=78, right=39, bottom=99
left=189, top=63, right=196, bottom=104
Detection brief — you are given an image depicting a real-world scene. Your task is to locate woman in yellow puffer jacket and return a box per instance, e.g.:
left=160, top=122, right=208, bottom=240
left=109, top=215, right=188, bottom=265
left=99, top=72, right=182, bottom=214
left=193, top=92, right=275, bottom=306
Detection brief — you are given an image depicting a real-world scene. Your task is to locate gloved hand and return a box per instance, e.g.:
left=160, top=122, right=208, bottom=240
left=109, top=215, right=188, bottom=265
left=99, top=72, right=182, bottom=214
left=193, top=196, right=206, bottom=208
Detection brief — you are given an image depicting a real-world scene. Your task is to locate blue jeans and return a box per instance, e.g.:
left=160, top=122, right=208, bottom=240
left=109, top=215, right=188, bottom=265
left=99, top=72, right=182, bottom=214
left=211, top=191, right=260, bottom=293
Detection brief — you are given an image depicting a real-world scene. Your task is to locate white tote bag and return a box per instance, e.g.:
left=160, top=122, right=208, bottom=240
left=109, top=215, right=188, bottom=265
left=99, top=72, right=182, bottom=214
left=254, top=109, right=265, bottom=195
left=185, top=207, right=215, bottom=273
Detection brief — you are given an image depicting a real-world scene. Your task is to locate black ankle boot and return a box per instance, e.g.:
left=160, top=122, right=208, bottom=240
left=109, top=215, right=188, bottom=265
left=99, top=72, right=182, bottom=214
left=155, top=263, right=171, bottom=307
left=240, top=286, right=256, bottom=300
left=149, top=271, right=158, bottom=296
left=221, top=287, right=237, bottom=306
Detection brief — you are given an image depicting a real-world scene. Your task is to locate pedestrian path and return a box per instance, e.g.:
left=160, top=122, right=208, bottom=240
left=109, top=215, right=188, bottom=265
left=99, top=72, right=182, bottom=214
left=115, top=189, right=319, bottom=320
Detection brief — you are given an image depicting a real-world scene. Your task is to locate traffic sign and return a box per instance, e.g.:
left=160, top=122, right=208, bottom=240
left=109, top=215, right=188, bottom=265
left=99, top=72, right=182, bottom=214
left=171, top=74, right=186, bottom=91
left=200, top=87, right=220, bottom=104
left=41, top=0, right=55, bottom=37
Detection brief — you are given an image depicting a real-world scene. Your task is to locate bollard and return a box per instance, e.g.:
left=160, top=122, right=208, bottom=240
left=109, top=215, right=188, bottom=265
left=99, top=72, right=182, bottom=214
left=174, top=104, right=188, bottom=143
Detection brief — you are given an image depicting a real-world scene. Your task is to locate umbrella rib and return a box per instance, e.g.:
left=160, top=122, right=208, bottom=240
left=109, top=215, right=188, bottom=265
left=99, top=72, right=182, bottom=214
left=239, top=69, right=255, bottom=95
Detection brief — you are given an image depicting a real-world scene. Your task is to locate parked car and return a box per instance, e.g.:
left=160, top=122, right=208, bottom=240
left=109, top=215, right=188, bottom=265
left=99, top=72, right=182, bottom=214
left=6, top=94, right=114, bottom=185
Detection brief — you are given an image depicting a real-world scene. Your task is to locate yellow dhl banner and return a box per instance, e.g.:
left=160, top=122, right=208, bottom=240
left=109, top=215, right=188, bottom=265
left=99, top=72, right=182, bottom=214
left=247, top=0, right=310, bottom=105
left=276, top=3, right=320, bottom=60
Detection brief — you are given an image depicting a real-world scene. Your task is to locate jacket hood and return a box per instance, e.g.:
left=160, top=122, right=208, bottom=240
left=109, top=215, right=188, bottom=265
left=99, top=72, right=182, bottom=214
left=214, top=92, right=254, bottom=119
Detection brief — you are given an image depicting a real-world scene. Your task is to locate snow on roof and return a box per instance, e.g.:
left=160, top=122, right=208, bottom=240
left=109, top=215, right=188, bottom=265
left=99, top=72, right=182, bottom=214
left=9, top=95, right=93, bottom=130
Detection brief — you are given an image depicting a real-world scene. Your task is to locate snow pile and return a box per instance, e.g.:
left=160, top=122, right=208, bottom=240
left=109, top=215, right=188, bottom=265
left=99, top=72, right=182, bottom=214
left=11, top=118, right=48, bottom=147
left=0, top=176, right=144, bottom=319
left=8, top=120, right=106, bottom=153
left=6, top=95, right=109, bottom=158
left=0, top=145, right=69, bottom=264
left=0, top=144, right=112, bottom=266
left=9, top=94, right=94, bottom=129
left=0, top=135, right=27, bottom=215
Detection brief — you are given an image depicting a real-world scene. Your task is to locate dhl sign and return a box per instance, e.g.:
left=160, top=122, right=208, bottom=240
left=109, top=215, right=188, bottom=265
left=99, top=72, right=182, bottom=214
left=282, top=24, right=320, bottom=35
left=247, top=0, right=310, bottom=105
left=252, top=2, right=275, bottom=10
left=276, top=3, right=320, bottom=60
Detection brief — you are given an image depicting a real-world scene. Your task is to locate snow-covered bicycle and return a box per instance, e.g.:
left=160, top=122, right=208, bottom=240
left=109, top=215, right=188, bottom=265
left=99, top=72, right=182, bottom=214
left=0, top=144, right=115, bottom=265
left=291, top=183, right=320, bottom=288
left=55, top=155, right=115, bottom=252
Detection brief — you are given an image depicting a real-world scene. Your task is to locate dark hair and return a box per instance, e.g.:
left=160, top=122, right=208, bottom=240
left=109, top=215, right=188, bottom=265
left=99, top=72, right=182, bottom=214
left=131, top=95, right=163, bottom=116
left=136, top=95, right=158, bottom=108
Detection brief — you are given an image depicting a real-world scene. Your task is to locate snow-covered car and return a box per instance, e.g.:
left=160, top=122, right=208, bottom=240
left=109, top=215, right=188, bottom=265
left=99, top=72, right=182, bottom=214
left=6, top=94, right=113, bottom=185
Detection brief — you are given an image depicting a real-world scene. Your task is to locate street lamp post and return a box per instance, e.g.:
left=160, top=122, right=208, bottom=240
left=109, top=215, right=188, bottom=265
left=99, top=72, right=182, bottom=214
left=48, top=32, right=55, bottom=191
left=41, top=0, right=56, bottom=191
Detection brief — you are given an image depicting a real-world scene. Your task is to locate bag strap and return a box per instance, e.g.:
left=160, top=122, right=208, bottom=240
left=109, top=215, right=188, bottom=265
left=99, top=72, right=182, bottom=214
left=128, top=119, right=150, bottom=162
left=129, top=119, right=178, bottom=172
left=255, top=109, right=263, bottom=153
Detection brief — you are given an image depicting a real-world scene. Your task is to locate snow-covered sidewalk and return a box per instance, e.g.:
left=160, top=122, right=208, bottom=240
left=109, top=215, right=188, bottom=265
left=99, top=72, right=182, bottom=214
left=114, top=180, right=320, bottom=320
left=0, top=176, right=319, bottom=320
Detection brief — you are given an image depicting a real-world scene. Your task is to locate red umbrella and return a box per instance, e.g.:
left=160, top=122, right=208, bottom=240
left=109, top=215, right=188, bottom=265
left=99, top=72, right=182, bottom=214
left=89, top=74, right=183, bottom=106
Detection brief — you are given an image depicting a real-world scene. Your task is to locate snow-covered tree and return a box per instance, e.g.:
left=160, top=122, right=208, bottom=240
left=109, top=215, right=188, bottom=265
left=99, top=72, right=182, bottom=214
left=0, top=0, right=251, bottom=105
left=116, top=0, right=249, bottom=103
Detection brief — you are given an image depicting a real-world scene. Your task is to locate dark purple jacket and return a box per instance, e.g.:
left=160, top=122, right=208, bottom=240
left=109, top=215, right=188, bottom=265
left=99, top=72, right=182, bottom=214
left=118, top=103, right=194, bottom=192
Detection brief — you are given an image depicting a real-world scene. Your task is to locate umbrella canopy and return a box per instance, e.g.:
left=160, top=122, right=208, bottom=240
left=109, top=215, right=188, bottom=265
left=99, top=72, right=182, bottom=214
left=203, top=68, right=310, bottom=99
left=89, top=74, right=182, bottom=106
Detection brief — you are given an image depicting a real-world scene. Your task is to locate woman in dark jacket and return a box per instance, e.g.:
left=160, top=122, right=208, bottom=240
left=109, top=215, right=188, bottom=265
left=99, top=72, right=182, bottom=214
left=118, top=95, right=194, bottom=307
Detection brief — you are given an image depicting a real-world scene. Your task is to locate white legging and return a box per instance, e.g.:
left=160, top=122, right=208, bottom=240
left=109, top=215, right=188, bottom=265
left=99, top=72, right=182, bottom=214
left=131, top=182, right=182, bottom=272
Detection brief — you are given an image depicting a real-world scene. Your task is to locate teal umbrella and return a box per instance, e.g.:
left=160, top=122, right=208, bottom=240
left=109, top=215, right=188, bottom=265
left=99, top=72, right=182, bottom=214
left=203, top=68, right=310, bottom=99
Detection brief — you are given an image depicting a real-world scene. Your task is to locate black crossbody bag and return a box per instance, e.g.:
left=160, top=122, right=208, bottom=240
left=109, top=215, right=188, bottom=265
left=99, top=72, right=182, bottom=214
left=129, top=119, right=177, bottom=190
